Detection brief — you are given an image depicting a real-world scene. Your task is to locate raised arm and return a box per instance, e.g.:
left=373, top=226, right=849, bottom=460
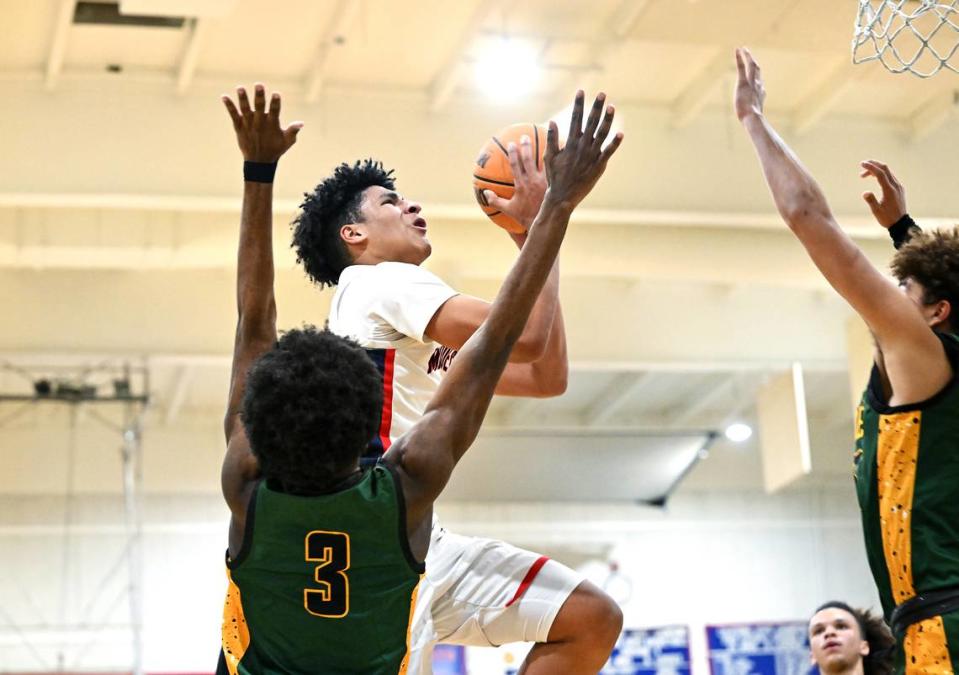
left=426, top=135, right=568, bottom=395
left=425, top=135, right=560, bottom=364
left=388, top=92, right=623, bottom=525
left=220, top=84, right=302, bottom=514
left=734, top=48, right=949, bottom=405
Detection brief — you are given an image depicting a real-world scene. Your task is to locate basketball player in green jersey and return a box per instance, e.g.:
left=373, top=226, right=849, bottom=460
left=218, top=85, right=623, bottom=673
left=735, top=48, right=959, bottom=673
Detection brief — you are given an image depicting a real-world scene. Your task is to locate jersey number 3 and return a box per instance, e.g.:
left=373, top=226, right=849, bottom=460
left=304, top=530, right=350, bottom=618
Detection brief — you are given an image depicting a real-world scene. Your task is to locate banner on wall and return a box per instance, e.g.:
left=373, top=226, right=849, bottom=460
left=602, top=625, right=692, bottom=675
left=433, top=644, right=467, bottom=675
left=706, top=622, right=815, bottom=675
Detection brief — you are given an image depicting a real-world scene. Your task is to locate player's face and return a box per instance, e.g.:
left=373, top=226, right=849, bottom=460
left=355, top=185, right=431, bottom=265
left=901, top=276, right=949, bottom=328
left=808, top=608, right=868, bottom=673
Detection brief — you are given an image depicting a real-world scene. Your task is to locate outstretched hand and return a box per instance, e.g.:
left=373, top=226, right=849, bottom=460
left=734, top=47, right=766, bottom=122
left=543, top=91, right=624, bottom=211
left=860, top=160, right=907, bottom=228
left=222, top=84, right=303, bottom=162
left=483, top=134, right=547, bottom=234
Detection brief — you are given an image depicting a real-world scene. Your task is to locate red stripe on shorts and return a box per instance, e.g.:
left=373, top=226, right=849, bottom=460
left=505, top=555, right=549, bottom=607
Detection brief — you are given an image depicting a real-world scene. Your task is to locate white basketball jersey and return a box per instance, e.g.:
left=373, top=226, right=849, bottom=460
left=327, top=262, right=459, bottom=453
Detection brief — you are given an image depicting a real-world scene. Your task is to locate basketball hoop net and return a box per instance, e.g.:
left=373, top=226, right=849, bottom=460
left=853, top=0, right=959, bottom=77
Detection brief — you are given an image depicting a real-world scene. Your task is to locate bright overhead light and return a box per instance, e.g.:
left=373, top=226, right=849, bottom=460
left=724, top=423, right=753, bottom=443
left=474, top=37, right=540, bottom=103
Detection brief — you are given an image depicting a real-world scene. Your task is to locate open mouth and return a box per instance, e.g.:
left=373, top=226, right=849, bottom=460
left=412, top=217, right=428, bottom=232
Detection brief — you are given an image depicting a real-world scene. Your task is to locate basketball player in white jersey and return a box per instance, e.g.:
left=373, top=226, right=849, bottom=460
left=234, top=87, right=624, bottom=673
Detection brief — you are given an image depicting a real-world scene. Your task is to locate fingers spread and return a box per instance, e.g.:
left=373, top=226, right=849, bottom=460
left=222, top=96, right=243, bottom=130
left=483, top=189, right=507, bottom=210
left=583, top=93, right=606, bottom=139
left=237, top=87, right=252, bottom=117
left=507, top=142, right=524, bottom=179
left=594, top=104, right=615, bottom=146
left=518, top=134, right=536, bottom=176
left=268, top=92, right=281, bottom=119
left=600, top=131, right=624, bottom=163
left=253, top=83, right=266, bottom=114
left=546, top=120, right=560, bottom=158
left=567, top=90, right=585, bottom=142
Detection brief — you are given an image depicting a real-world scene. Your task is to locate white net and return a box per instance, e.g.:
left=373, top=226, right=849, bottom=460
left=853, top=0, right=959, bottom=77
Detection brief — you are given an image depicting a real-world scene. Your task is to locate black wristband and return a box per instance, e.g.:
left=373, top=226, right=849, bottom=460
left=243, top=161, right=277, bottom=183
left=889, top=214, right=920, bottom=250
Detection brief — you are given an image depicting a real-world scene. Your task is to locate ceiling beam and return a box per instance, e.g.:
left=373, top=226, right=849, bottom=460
left=45, top=0, right=77, bottom=91
left=503, top=398, right=545, bottom=426
left=545, top=0, right=651, bottom=114
left=668, top=373, right=741, bottom=428
left=428, top=0, right=504, bottom=113
left=175, top=18, right=208, bottom=96
left=583, top=372, right=655, bottom=427
left=791, top=59, right=858, bottom=136
left=304, top=0, right=361, bottom=103
left=669, top=50, right=728, bottom=130
left=0, top=192, right=902, bottom=238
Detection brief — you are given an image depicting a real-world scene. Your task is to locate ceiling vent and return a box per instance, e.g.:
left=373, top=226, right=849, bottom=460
left=73, top=2, right=186, bottom=29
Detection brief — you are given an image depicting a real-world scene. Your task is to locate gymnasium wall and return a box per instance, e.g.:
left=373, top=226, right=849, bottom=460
left=0, top=485, right=876, bottom=672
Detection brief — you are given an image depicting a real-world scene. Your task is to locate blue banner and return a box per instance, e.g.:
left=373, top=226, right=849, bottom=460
left=706, top=622, right=815, bottom=675
left=432, top=644, right=467, bottom=675
left=602, top=625, right=692, bottom=675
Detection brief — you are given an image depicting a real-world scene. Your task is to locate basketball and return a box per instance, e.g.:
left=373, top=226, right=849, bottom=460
left=472, top=123, right=547, bottom=234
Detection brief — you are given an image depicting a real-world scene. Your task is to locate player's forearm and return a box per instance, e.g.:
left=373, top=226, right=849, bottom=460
left=426, top=194, right=572, bottom=457
left=479, top=193, right=571, bottom=361
left=236, top=180, right=277, bottom=332
left=510, top=259, right=560, bottom=362
left=531, top=302, right=568, bottom=394
left=498, top=303, right=568, bottom=397
left=742, top=113, right=834, bottom=233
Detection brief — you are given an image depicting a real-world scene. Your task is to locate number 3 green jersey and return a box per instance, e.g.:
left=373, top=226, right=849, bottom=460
left=854, top=332, right=959, bottom=673
left=221, top=464, right=424, bottom=674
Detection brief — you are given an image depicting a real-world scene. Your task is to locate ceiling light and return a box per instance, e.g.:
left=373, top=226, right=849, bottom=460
left=474, top=38, right=540, bottom=103
left=724, top=422, right=753, bottom=443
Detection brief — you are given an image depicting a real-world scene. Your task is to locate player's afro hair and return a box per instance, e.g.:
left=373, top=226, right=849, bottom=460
left=241, top=325, right=382, bottom=493
left=811, top=601, right=895, bottom=675
left=892, top=227, right=959, bottom=332
left=292, top=159, right=396, bottom=288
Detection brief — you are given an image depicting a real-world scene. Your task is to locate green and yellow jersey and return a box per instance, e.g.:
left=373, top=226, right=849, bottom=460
left=221, top=464, right=423, bottom=675
left=855, top=332, right=959, bottom=673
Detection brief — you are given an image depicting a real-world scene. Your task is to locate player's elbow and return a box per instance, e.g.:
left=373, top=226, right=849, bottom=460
left=779, top=193, right=831, bottom=232
left=511, top=333, right=548, bottom=363
left=542, top=365, right=568, bottom=397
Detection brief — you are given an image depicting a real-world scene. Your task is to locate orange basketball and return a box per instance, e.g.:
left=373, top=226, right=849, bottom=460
left=472, top=123, right=547, bottom=234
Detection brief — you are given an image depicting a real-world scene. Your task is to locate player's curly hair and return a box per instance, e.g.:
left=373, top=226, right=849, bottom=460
left=891, top=227, right=959, bottom=332
left=812, top=601, right=895, bottom=675
left=292, top=159, right=396, bottom=288
left=241, top=325, right=382, bottom=493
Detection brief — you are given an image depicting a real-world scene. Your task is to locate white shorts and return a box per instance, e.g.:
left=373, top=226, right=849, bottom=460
left=405, top=519, right=584, bottom=675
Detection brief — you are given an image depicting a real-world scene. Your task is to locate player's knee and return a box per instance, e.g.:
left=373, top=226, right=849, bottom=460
left=587, top=588, right=623, bottom=648
left=552, top=581, right=623, bottom=649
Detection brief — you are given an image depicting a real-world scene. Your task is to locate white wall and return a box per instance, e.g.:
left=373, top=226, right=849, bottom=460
left=0, top=486, right=878, bottom=673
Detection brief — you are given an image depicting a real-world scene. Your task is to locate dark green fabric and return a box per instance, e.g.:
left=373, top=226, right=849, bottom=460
left=854, top=333, right=959, bottom=673
left=231, top=466, right=421, bottom=674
